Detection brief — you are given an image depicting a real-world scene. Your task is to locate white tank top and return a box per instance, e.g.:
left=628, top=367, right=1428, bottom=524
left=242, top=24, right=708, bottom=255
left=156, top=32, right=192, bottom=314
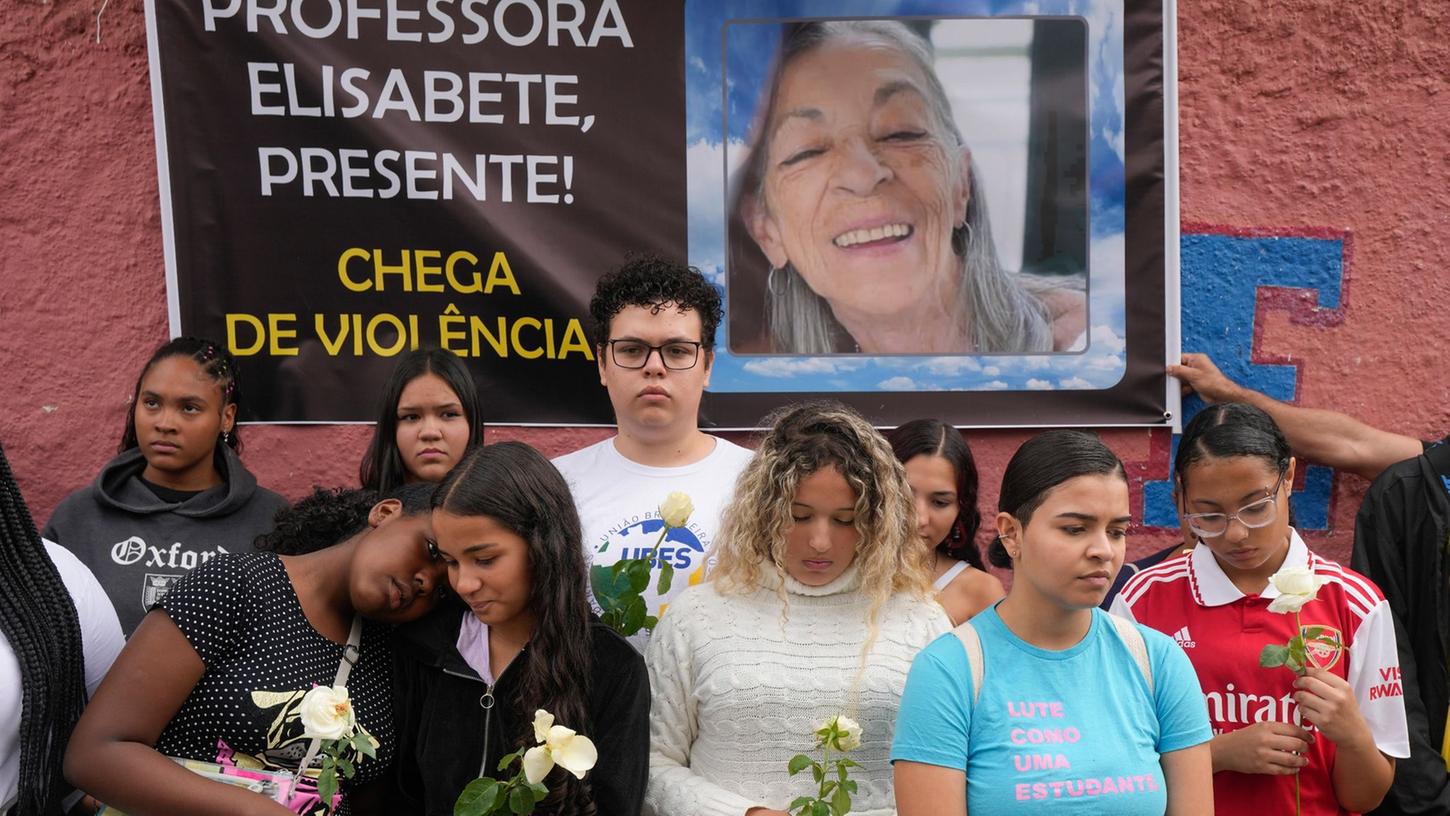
left=933, top=559, right=971, bottom=592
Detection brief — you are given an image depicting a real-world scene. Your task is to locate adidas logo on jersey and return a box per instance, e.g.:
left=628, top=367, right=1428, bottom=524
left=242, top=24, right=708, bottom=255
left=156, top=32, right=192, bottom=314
left=1172, top=627, right=1196, bottom=649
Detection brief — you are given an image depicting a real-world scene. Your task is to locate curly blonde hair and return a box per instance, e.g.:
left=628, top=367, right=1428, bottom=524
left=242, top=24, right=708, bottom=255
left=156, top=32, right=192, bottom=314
left=709, top=401, right=934, bottom=643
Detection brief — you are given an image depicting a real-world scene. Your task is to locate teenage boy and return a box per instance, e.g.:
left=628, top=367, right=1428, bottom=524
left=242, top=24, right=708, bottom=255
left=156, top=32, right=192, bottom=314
left=553, top=256, right=754, bottom=630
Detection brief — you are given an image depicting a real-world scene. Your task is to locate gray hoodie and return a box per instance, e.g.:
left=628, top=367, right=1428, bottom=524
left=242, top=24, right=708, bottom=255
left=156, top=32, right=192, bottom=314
left=43, top=446, right=288, bottom=635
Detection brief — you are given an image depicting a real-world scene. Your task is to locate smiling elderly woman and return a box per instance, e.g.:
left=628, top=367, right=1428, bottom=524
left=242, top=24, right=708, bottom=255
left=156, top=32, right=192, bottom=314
left=735, top=20, right=1084, bottom=355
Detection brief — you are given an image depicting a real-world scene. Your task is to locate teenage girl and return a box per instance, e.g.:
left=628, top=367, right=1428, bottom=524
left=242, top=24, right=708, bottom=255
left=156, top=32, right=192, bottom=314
left=43, top=337, right=288, bottom=635
left=64, top=483, right=446, bottom=815
left=359, top=348, right=484, bottom=493
left=1113, top=404, right=1409, bottom=814
left=887, top=419, right=1004, bottom=625
left=1, top=440, right=123, bottom=815
left=894, top=430, right=1214, bottom=815
left=390, top=442, right=649, bottom=816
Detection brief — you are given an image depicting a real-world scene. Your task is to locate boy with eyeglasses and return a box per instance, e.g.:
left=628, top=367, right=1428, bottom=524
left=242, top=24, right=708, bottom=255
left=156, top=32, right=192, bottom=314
left=552, top=256, right=754, bottom=644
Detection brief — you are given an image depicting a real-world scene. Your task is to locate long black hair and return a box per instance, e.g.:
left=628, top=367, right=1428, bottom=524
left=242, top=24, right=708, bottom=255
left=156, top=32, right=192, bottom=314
left=1175, top=403, right=1291, bottom=490
left=987, top=430, right=1126, bottom=569
left=433, top=442, right=595, bottom=816
left=120, top=336, right=242, bottom=453
left=0, top=441, right=86, bottom=815
left=886, top=419, right=985, bottom=569
left=254, top=483, right=435, bottom=555
left=359, top=348, right=485, bottom=493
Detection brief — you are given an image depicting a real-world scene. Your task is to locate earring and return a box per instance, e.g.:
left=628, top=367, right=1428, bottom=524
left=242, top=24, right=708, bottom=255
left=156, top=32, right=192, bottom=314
left=950, top=221, right=972, bottom=255
left=950, top=524, right=963, bottom=543
left=766, top=265, right=789, bottom=297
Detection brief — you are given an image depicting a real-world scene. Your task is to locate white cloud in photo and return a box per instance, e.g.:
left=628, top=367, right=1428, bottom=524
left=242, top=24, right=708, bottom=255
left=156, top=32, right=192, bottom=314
left=1089, top=325, right=1126, bottom=355
left=982, top=365, right=1001, bottom=376
left=917, top=356, right=983, bottom=376
left=1059, top=376, right=1095, bottom=389
left=983, top=380, right=1010, bottom=390
left=878, top=376, right=921, bottom=390
left=741, top=357, right=863, bottom=378
left=1026, top=378, right=1054, bottom=390
left=685, top=138, right=742, bottom=275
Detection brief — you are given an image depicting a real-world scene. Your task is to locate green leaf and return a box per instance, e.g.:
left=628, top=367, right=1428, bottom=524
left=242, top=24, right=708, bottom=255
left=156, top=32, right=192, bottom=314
left=819, top=780, right=835, bottom=798
left=317, top=764, right=338, bottom=812
left=1302, top=626, right=1324, bottom=640
left=1259, top=644, right=1290, bottom=668
left=335, top=755, right=355, bottom=779
left=643, top=614, right=659, bottom=631
left=812, top=763, right=824, bottom=783
left=788, top=796, right=814, bottom=812
left=622, top=596, right=647, bottom=635
left=591, top=564, right=629, bottom=609
left=627, top=560, right=652, bottom=594
left=812, top=801, right=830, bottom=816
left=831, top=784, right=851, bottom=815
left=842, top=780, right=857, bottom=794
left=351, top=732, right=377, bottom=759
left=837, top=758, right=859, bottom=769
left=836, top=762, right=848, bottom=782
left=454, top=778, right=502, bottom=816
left=528, top=782, right=549, bottom=798
left=788, top=754, right=814, bottom=775
left=508, top=782, right=536, bottom=814
left=657, top=561, right=675, bottom=595
left=497, top=749, right=522, bottom=773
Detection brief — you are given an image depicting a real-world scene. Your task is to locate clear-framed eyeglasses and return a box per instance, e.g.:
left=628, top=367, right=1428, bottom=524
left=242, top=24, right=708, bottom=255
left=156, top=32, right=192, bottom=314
left=1183, top=471, right=1287, bottom=538
left=605, top=339, right=703, bottom=370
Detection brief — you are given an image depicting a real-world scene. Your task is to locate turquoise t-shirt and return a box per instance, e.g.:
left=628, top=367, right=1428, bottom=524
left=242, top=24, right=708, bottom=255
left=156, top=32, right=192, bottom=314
left=891, top=606, right=1210, bottom=813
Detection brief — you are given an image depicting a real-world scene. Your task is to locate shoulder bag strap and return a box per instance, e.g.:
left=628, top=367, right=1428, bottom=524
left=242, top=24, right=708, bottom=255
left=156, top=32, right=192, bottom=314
left=296, top=616, right=364, bottom=777
left=951, top=620, right=986, bottom=707
left=1106, top=614, right=1153, bottom=695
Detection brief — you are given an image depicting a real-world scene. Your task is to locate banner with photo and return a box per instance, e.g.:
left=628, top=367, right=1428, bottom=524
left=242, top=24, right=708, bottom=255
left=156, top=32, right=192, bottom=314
left=148, top=0, right=1174, bottom=427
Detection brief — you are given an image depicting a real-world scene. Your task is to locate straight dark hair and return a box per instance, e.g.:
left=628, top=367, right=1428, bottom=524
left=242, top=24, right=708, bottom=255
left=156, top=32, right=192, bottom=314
left=255, top=483, right=435, bottom=555
left=359, top=348, right=485, bottom=493
left=120, top=336, right=242, bottom=454
left=885, top=419, right=985, bottom=569
left=433, top=442, right=596, bottom=816
left=987, top=430, right=1126, bottom=569
left=1174, top=403, right=1291, bottom=491
left=0, top=441, right=85, bottom=815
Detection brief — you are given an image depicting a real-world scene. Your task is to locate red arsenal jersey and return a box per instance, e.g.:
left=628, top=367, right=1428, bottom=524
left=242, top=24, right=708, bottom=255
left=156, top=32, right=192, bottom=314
left=1111, top=530, right=1409, bottom=815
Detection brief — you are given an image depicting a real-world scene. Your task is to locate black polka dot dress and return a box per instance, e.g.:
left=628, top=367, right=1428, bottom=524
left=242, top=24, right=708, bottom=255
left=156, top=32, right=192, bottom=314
left=153, top=553, right=394, bottom=814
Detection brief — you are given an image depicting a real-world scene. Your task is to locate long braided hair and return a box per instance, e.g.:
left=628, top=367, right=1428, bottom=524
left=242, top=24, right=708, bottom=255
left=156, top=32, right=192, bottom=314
left=0, top=441, right=86, bottom=814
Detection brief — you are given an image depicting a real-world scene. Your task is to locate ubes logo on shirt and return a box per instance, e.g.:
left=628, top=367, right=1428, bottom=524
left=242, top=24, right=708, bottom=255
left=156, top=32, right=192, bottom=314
left=599, top=518, right=704, bottom=570
left=111, top=536, right=229, bottom=569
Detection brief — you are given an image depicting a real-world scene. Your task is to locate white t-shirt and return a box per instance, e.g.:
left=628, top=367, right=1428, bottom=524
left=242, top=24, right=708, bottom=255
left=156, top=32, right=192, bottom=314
left=1, top=540, right=125, bottom=809
left=552, top=436, right=754, bottom=623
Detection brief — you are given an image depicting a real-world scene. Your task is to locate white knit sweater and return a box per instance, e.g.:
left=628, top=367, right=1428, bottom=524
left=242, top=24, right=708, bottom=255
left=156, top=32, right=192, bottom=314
left=644, top=565, right=951, bottom=816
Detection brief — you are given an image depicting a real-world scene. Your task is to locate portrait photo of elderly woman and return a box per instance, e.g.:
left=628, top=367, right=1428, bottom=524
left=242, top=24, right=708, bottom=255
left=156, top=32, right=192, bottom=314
left=727, top=19, right=1089, bottom=356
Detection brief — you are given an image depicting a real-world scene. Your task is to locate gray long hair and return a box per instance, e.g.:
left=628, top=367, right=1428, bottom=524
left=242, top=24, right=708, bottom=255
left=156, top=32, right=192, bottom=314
left=749, top=20, right=1053, bottom=354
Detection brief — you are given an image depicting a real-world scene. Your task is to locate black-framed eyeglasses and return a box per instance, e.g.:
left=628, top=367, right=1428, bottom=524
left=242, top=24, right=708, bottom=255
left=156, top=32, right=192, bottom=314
left=605, top=340, right=703, bottom=370
left=1182, top=471, right=1287, bottom=538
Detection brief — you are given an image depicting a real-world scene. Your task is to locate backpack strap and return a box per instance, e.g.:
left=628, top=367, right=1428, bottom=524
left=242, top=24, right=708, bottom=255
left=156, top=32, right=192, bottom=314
left=951, top=620, right=986, bottom=707
left=1106, top=614, right=1154, bottom=695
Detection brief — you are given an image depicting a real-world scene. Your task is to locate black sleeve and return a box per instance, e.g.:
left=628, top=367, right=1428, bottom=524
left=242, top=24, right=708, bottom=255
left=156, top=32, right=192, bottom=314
left=1354, top=477, right=1450, bottom=815
left=385, top=645, right=429, bottom=815
left=587, top=632, right=651, bottom=816
left=153, top=555, right=250, bottom=667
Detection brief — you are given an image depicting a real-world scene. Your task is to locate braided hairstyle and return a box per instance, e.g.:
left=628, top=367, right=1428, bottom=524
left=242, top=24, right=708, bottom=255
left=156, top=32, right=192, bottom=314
left=119, top=336, right=243, bottom=453
left=0, top=441, right=86, bottom=815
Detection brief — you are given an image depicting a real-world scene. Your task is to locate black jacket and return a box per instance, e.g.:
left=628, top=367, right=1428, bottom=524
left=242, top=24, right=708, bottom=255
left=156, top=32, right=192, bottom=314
left=388, top=604, right=650, bottom=816
left=1353, top=438, right=1450, bottom=815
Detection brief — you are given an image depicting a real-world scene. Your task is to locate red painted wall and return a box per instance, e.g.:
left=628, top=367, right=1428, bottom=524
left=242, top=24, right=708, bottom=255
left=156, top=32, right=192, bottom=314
left=3, top=1, right=1448, bottom=569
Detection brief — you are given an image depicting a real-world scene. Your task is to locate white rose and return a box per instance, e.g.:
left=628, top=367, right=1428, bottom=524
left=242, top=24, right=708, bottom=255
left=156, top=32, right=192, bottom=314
left=532, top=709, right=554, bottom=744
left=816, top=714, right=863, bottom=752
left=521, top=718, right=598, bottom=783
left=659, top=492, right=694, bottom=529
left=298, top=685, right=355, bottom=741
left=834, top=716, right=862, bottom=751
left=1266, top=565, right=1330, bottom=614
